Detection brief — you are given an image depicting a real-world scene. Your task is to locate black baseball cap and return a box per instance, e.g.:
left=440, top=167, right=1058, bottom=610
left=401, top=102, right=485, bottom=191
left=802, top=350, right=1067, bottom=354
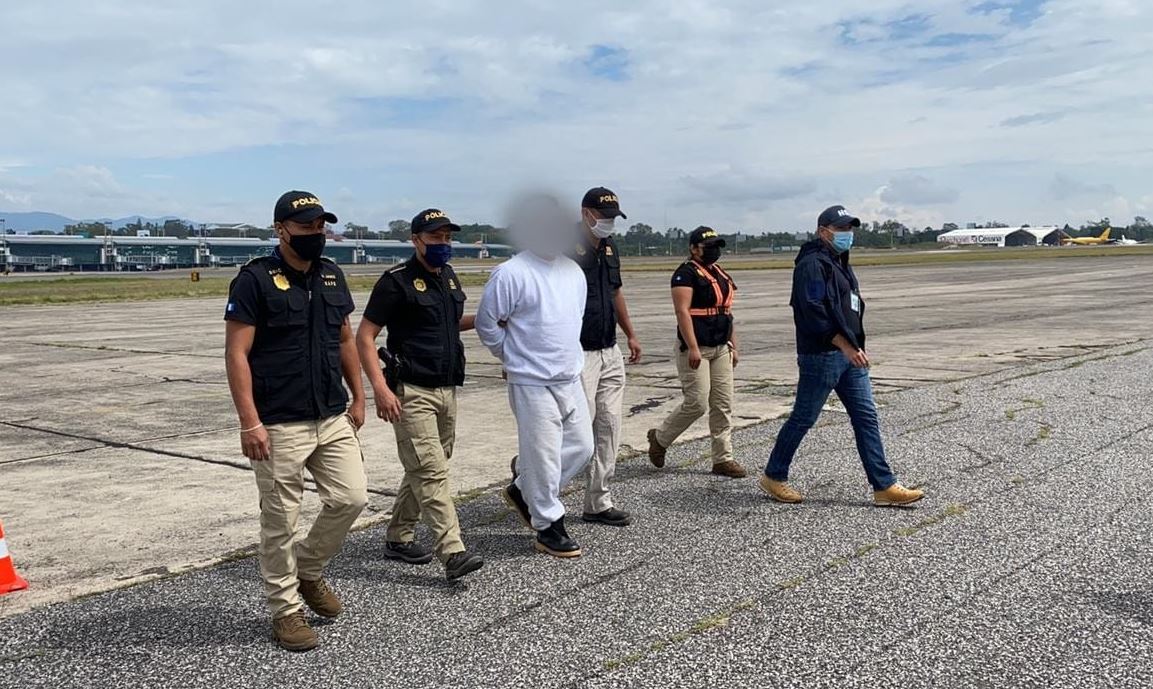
left=411, top=208, right=461, bottom=234
left=274, top=190, right=338, bottom=224
left=817, top=205, right=861, bottom=229
left=689, top=226, right=726, bottom=247
left=581, top=187, right=627, bottom=219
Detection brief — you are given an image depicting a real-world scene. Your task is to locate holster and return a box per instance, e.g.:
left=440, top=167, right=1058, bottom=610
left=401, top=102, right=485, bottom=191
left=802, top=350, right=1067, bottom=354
left=376, top=347, right=403, bottom=394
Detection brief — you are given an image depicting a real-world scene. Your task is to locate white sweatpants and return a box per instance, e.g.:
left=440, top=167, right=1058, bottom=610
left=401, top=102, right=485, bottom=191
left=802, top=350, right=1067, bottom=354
left=509, top=379, right=595, bottom=531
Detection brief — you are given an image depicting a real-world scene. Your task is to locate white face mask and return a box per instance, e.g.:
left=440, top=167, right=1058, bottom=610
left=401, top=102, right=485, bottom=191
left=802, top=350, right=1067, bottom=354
left=590, top=218, right=615, bottom=239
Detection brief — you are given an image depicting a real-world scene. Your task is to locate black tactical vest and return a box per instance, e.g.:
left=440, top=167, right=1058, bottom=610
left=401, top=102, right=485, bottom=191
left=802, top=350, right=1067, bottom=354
left=573, top=235, right=623, bottom=351
left=381, top=258, right=467, bottom=388
left=236, top=255, right=352, bottom=424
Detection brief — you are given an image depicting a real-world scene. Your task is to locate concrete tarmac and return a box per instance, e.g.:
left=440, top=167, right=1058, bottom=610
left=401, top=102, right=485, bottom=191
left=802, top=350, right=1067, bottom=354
left=1, top=340, right=1151, bottom=687
left=0, top=254, right=1150, bottom=623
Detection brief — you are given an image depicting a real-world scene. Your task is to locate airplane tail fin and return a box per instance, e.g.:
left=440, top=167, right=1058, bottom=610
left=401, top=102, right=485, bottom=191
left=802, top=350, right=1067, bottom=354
left=1100, top=228, right=1111, bottom=240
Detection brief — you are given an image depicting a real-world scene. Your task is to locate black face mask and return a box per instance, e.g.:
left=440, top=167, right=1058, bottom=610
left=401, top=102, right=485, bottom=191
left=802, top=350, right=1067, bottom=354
left=286, top=232, right=326, bottom=261
left=700, top=244, right=722, bottom=265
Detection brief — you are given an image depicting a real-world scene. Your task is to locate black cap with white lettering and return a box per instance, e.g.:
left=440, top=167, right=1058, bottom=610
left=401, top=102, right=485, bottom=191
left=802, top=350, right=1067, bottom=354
left=411, top=208, right=461, bottom=234
left=689, top=226, right=726, bottom=247
left=817, top=205, right=861, bottom=229
left=581, top=187, right=627, bottom=219
left=274, top=190, right=338, bottom=224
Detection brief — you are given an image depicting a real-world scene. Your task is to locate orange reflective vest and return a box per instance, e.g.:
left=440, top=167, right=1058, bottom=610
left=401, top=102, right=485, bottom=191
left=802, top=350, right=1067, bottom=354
left=686, top=262, right=735, bottom=317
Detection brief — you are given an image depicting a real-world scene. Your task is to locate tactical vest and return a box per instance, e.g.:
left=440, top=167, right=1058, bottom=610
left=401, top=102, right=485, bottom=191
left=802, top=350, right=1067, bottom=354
left=573, top=236, right=623, bottom=351
left=237, top=256, right=352, bottom=424
left=679, top=260, right=736, bottom=349
left=381, top=260, right=467, bottom=388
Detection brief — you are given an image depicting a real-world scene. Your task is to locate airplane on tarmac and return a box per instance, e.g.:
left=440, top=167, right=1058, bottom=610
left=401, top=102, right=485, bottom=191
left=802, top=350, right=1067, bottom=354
left=1060, top=227, right=1112, bottom=246
left=1113, top=234, right=1139, bottom=246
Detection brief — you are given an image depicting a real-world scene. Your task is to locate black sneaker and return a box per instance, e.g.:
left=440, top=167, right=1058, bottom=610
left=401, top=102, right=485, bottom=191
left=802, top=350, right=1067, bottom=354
left=581, top=507, right=633, bottom=527
left=383, top=540, right=435, bottom=565
left=502, top=483, right=533, bottom=530
left=444, top=551, right=485, bottom=581
left=534, top=517, right=582, bottom=558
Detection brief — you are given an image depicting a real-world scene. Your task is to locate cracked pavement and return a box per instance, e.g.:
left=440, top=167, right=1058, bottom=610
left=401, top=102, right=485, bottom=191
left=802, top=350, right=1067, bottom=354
left=1, top=255, right=1152, bottom=687
left=2, top=337, right=1152, bottom=688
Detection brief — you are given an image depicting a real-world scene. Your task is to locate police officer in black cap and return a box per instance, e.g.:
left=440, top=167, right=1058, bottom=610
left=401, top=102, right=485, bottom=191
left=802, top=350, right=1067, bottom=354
left=355, top=208, right=484, bottom=581
left=224, top=190, right=368, bottom=651
left=646, top=226, right=747, bottom=478
left=570, top=186, right=641, bottom=527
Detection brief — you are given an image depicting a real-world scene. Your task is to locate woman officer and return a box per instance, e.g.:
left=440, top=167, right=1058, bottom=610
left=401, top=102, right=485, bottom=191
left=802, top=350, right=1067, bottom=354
left=646, top=226, right=746, bottom=478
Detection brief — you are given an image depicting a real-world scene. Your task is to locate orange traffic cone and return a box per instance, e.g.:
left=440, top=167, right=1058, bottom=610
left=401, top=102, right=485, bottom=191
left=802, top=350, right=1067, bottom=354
left=0, top=519, right=29, bottom=595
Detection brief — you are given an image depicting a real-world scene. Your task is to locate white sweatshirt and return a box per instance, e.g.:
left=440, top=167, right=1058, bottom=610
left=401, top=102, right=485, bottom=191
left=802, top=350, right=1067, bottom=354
left=476, top=252, right=587, bottom=386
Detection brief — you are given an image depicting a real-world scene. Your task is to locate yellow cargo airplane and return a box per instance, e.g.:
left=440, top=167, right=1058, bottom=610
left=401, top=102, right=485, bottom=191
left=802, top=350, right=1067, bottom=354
left=1060, top=228, right=1111, bottom=246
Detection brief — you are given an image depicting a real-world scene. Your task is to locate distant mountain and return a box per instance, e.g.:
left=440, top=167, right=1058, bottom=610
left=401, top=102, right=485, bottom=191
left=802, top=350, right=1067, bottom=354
left=0, top=211, right=74, bottom=232
left=0, top=211, right=196, bottom=233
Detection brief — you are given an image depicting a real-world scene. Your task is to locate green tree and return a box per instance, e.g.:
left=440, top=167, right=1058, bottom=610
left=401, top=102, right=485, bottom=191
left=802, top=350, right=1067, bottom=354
left=387, top=219, right=411, bottom=240
left=344, top=222, right=369, bottom=239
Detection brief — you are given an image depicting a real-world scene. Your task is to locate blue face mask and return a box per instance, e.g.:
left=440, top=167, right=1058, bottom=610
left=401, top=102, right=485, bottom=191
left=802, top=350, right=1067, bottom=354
left=832, top=231, right=854, bottom=253
left=423, top=242, right=453, bottom=268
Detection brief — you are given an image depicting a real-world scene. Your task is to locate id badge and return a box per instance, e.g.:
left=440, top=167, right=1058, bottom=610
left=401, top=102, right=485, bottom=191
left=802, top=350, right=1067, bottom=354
left=850, top=293, right=861, bottom=313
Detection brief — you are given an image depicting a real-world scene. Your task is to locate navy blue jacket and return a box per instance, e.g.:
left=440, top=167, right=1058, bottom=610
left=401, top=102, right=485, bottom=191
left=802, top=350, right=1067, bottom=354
left=790, top=240, right=866, bottom=354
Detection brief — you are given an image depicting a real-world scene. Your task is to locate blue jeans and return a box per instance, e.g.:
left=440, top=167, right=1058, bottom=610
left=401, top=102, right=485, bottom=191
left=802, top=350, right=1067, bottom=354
left=764, top=351, right=896, bottom=491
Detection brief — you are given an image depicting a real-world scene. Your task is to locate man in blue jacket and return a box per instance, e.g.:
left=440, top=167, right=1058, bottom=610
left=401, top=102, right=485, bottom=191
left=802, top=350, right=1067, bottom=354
left=759, top=205, right=924, bottom=507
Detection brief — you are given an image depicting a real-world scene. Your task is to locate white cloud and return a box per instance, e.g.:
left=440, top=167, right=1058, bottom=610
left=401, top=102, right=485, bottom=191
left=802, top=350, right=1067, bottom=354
left=879, top=175, right=960, bottom=206
left=1, top=0, right=1152, bottom=229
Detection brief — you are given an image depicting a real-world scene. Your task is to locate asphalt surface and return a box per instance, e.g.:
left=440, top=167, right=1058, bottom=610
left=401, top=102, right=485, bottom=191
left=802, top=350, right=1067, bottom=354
left=2, top=342, right=1151, bottom=688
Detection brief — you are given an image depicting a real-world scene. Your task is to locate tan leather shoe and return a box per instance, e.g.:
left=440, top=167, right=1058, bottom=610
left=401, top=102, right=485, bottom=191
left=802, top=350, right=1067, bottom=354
left=758, top=475, right=803, bottom=503
left=711, top=460, right=748, bottom=478
left=298, top=578, right=342, bottom=618
left=272, top=611, right=318, bottom=652
left=647, top=429, right=667, bottom=468
left=873, top=484, right=925, bottom=507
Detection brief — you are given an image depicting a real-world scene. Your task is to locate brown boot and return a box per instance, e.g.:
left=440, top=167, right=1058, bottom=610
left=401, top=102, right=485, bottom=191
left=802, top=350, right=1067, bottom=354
left=299, top=578, right=342, bottom=618
left=711, top=461, right=748, bottom=478
left=647, top=429, right=666, bottom=468
left=758, top=475, right=803, bottom=503
left=272, top=611, right=318, bottom=652
left=873, top=484, right=925, bottom=507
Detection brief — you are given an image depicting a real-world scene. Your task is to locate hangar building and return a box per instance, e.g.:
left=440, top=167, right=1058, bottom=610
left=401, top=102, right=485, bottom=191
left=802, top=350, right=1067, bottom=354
left=0, top=235, right=512, bottom=272
left=936, top=226, right=1061, bottom=247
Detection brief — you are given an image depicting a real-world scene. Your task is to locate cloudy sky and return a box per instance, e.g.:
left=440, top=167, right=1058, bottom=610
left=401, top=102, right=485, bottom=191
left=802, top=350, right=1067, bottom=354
left=1, top=0, right=1151, bottom=231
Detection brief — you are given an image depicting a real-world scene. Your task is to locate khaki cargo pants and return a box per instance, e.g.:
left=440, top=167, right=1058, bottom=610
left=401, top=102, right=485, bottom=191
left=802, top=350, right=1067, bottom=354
left=387, top=384, right=465, bottom=561
left=253, top=414, right=368, bottom=620
left=655, top=343, right=734, bottom=465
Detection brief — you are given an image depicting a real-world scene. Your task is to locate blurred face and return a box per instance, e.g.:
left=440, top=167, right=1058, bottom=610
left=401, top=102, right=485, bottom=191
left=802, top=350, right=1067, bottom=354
left=506, top=192, right=577, bottom=258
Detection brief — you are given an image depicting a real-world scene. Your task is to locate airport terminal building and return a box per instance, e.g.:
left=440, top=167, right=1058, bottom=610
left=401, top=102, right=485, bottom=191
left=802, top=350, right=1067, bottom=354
left=0, top=235, right=511, bottom=272
left=936, top=226, right=1062, bottom=247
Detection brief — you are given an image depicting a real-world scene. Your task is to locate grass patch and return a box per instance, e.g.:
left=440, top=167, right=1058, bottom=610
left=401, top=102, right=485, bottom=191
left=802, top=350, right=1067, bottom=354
left=896, top=503, right=969, bottom=537
left=602, top=598, right=756, bottom=671
left=0, top=272, right=488, bottom=306
left=5, top=245, right=1152, bottom=305
left=1027, top=423, right=1053, bottom=446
